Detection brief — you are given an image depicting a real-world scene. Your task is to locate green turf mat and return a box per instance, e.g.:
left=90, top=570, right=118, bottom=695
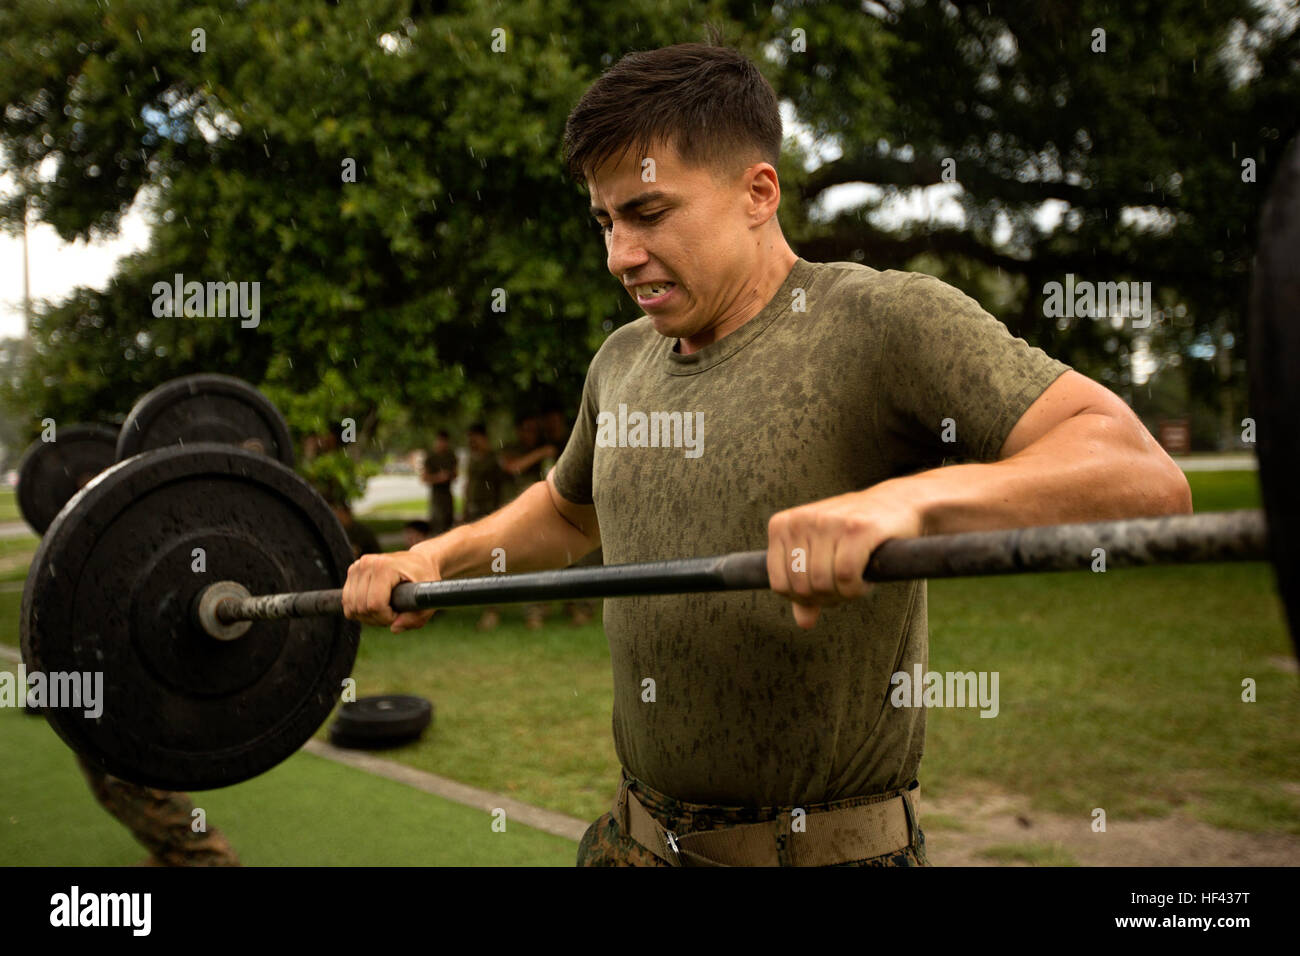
left=0, top=681, right=577, bottom=866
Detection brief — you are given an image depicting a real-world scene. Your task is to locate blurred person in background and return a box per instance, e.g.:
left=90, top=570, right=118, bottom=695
left=422, top=430, right=458, bottom=535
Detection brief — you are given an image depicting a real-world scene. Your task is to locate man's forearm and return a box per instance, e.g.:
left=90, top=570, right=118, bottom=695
left=413, top=481, right=595, bottom=578
left=901, top=412, right=1193, bottom=536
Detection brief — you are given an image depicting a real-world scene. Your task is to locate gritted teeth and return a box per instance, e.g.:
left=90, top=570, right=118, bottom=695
left=634, top=282, right=675, bottom=297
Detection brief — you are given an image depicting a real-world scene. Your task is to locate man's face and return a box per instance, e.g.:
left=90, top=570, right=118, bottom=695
left=469, top=432, right=489, bottom=453
left=587, top=139, right=776, bottom=345
left=434, top=436, right=449, bottom=452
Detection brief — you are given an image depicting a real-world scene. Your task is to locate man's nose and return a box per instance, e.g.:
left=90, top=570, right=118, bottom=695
left=606, top=226, right=647, bottom=279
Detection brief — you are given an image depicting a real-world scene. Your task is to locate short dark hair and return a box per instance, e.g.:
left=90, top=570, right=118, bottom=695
left=468, top=422, right=487, bottom=437
left=404, top=520, right=431, bottom=534
left=436, top=430, right=450, bottom=440
left=562, top=41, right=782, bottom=185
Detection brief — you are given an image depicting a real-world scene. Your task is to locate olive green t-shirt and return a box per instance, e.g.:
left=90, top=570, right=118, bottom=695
left=424, top=448, right=457, bottom=485
left=500, top=443, right=544, bottom=503
left=464, top=448, right=502, bottom=522
left=552, top=258, right=1070, bottom=807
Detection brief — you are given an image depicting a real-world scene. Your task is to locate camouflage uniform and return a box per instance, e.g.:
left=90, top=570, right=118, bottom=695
left=577, top=770, right=928, bottom=867
left=77, top=757, right=240, bottom=866
left=463, top=447, right=503, bottom=523
left=424, top=446, right=458, bottom=534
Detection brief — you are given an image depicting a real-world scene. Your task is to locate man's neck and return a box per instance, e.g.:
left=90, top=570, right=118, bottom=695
left=677, top=248, right=798, bottom=355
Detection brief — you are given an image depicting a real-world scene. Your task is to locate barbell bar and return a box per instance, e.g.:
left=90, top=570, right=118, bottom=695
left=199, top=509, right=1270, bottom=634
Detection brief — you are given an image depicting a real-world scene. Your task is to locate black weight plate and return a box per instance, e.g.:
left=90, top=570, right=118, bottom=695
left=332, top=695, right=433, bottom=740
left=116, top=374, right=294, bottom=466
left=20, top=443, right=358, bottom=790
left=1248, top=134, right=1300, bottom=660
left=15, top=424, right=119, bottom=535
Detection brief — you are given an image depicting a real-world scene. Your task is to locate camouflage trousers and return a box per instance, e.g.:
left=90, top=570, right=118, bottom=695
left=577, top=772, right=929, bottom=867
left=77, top=757, right=240, bottom=866
left=429, top=489, right=454, bottom=535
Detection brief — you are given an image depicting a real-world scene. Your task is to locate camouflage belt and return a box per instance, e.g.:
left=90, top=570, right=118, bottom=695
left=614, top=776, right=920, bottom=867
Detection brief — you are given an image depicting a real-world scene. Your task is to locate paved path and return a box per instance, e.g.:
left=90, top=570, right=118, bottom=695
left=1172, top=453, right=1257, bottom=471
left=354, top=474, right=428, bottom=513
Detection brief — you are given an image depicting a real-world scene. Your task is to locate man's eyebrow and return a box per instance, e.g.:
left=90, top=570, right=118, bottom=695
left=590, top=191, right=671, bottom=218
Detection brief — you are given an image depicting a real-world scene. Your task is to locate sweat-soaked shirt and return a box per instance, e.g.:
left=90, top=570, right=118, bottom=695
left=552, top=257, right=1070, bottom=807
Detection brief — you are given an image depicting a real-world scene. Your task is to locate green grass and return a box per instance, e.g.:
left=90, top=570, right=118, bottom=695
left=1184, top=470, right=1262, bottom=512
left=919, top=561, right=1298, bottom=832
left=977, top=842, right=1079, bottom=866
left=330, top=607, right=619, bottom=821
left=0, top=532, right=39, bottom=583
left=0, top=489, right=20, bottom=522
left=359, top=498, right=436, bottom=518
left=358, top=494, right=463, bottom=519
left=0, top=534, right=39, bottom=556
left=0, top=664, right=576, bottom=865
left=919, top=813, right=969, bottom=832
left=2, top=468, right=1294, bottom=855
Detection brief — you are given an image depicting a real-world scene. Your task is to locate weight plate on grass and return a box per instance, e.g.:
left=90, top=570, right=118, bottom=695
left=15, top=424, right=119, bottom=535
left=20, top=444, right=358, bottom=790
left=116, top=373, right=294, bottom=466
left=1249, top=133, right=1300, bottom=659
left=330, top=695, right=433, bottom=749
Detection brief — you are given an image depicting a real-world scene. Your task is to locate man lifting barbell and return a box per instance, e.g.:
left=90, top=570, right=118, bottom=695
left=21, top=41, right=1295, bottom=867
left=340, top=43, right=1200, bottom=867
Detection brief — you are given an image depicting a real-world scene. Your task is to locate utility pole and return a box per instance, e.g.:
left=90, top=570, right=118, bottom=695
left=22, top=196, right=32, bottom=335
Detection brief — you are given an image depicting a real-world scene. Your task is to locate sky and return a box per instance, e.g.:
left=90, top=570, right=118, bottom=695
left=0, top=185, right=152, bottom=340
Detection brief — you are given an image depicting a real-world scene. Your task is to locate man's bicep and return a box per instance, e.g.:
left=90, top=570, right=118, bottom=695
left=546, top=468, right=600, bottom=546
left=998, top=370, right=1145, bottom=459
